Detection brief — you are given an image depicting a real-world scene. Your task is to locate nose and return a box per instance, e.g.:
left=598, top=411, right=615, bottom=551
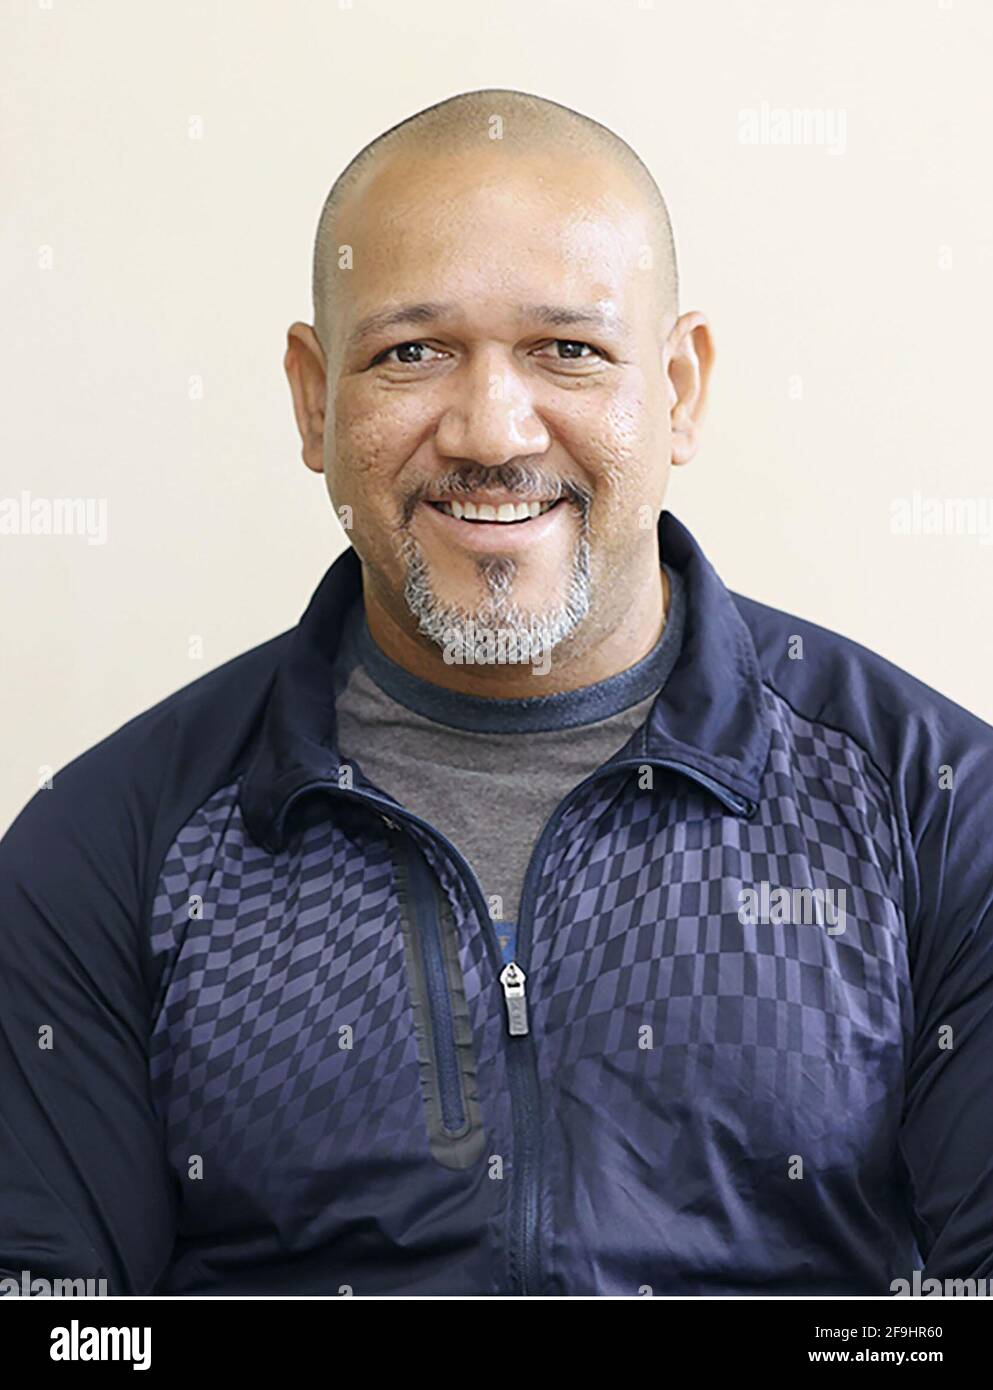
left=434, top=352, right=551, bottom=467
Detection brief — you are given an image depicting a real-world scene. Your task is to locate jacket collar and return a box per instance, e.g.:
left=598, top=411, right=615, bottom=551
left=240, top=510, right=772, bottom=851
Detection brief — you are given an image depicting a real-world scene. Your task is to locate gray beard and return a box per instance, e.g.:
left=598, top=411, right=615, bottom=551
left=399, top=527, right=592, bottom=666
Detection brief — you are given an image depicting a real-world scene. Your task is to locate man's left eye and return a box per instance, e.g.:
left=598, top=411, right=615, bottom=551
left=544, top=340, right=602, bottom=360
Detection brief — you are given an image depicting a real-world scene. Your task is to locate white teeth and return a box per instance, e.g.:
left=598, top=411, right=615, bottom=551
left=432, top=497, right=559, bottom=522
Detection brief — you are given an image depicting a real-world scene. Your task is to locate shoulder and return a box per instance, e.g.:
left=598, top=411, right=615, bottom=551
left=733, top=590, right=993, bottom=927
left=733, top=589, right=993, bottom=764
left=0, top=628, right=293, bottom=895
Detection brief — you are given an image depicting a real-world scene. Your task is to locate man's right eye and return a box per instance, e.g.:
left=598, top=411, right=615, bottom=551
left=372, top=341, right=443, bottom=367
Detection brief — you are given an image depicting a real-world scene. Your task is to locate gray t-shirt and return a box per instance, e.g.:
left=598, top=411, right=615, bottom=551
left=334, top=566, right=686, bottom=958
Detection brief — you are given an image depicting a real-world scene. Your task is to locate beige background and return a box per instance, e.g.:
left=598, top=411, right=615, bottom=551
left=3, top=0, right=992, bottom=834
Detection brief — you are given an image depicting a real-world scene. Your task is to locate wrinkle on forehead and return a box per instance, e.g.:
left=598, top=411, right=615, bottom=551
left=324, top=149, right=670, bottom=358
left=313, top=91, right=678, bottom=349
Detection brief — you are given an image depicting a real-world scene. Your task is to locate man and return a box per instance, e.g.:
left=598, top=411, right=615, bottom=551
left=2, top=87, right=992, bottom=1298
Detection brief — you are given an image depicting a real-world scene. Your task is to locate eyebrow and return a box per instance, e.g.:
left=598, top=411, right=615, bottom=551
left=347, top=301, right=628, bottom=348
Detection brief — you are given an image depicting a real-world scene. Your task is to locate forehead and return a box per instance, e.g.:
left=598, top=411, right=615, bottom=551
left=331, top=148, right=656, bottom=321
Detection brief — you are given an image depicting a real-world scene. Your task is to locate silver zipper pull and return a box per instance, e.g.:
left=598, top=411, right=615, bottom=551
left=499, top=961, right=529, bottom=1036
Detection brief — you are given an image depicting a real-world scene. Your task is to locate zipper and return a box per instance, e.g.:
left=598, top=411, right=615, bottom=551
left=283, top=783, right=542, bottom=1292
left=278, top=754, right=754, bottom=1295
left=397, top=833, right=468, bottom=1134
left=499, top=962, right=529, bottom=1036
left=498, top=754, right=752, bottom=1296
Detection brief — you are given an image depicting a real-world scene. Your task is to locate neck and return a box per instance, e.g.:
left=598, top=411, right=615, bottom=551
left=362, top=558, right=669, bottom=700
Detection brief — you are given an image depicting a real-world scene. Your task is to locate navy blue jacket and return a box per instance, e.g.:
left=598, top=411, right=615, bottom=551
left=2, top=511, right=993, bottom=1296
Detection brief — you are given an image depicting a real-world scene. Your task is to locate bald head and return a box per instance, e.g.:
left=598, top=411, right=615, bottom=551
left=311, top=88, right=678, bottom=351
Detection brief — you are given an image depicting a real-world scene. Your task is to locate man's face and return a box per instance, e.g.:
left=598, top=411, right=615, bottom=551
left=308, top=147, right=689, bottom=661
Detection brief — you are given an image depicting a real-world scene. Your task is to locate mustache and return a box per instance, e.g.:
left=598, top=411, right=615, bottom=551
left=402, top=463, right=593, bottom=526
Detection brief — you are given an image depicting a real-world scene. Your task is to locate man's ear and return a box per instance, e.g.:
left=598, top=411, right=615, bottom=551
left=284, top=323, right=328, bottom=474
left=665, top=311, right=714, bottom=466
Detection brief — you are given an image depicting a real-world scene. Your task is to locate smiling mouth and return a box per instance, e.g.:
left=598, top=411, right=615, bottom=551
left=427, top=498, right=562, bottom=524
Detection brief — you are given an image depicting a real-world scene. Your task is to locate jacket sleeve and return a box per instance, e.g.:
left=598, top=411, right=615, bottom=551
left=0, top=757, right=177, bottom=1294
left=897, top=722, right=993, bottom=1280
